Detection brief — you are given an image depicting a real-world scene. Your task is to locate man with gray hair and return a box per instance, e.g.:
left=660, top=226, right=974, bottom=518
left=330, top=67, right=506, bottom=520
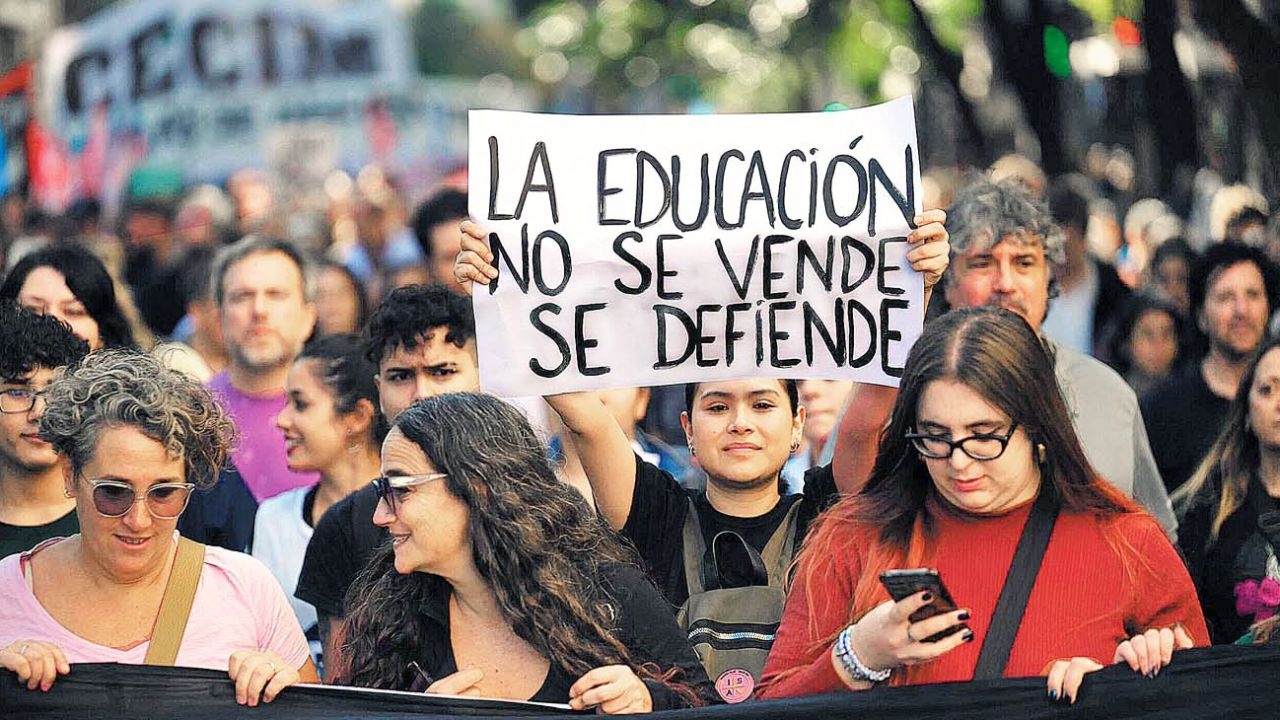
left=941, top=178, right=1176, bottom=535
left=829, top=181, right=1172, bottom=535
left=207, top=236, right=318, bottom=502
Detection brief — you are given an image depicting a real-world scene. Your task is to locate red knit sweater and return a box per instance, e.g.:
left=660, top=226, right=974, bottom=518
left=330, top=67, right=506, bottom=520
left=759, top=499, right=1209, bottom=697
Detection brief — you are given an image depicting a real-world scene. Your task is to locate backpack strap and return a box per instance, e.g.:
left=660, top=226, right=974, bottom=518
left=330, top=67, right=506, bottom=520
left=682, top=497, right=707, bottom=598
left=144, top=536, right=206, bottom=666
left=759, top=500, right=804, bottom=589
left=971, top=488, right=1059, bottom=680
left=682, top=496, right=804, bottom=596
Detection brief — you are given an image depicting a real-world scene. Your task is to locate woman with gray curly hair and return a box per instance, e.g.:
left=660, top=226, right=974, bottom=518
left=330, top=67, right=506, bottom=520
left=0, top=349, right=317, bottom=705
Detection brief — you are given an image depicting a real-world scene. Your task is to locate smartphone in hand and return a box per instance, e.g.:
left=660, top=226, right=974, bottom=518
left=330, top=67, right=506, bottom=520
left=879, top=568, right=965, bottom=642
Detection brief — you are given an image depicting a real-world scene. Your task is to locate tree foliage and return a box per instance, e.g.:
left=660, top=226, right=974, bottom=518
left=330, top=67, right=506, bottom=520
left=509, top=0, right=981, bottom=111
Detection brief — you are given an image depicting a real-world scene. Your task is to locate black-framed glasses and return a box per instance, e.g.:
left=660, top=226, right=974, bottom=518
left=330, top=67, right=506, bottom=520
left=372, top=474, right=447, bottom=515
left=905, top=423, right=1020, bottom=461
left=0, top=387, right=46, bottom=414
left=86, top=479, right=196, bottom=519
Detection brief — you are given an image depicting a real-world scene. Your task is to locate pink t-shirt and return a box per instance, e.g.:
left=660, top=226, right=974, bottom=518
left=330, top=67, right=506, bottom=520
left=207, top=372, right=318, bottom=502
left=0, top=538, right=310, bottom=672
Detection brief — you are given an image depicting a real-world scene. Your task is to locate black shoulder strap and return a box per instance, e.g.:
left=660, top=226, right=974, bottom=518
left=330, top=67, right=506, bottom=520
left=972, top=488, right=1060, bottom=680
left=682, top=496, right=804, bottom=595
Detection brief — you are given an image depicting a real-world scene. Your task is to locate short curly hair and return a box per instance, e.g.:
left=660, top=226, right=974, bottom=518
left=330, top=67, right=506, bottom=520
left=0, top=302, right=88, bottom=381
left=364, top=283, right=475, bottom=365
left=40, top=349, right=236, bottom=489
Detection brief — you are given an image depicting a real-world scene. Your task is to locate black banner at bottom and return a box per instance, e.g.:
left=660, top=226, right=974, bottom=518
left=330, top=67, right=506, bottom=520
left=4, top=645, right=1277, bottom=719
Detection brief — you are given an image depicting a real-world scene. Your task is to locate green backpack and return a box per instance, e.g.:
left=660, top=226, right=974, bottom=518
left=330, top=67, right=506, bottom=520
left=676, top=498, right=801, bottom=703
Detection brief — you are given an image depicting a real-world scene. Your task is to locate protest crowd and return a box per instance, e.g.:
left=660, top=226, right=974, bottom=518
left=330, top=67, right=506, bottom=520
left=2, top=7, right=1280, bottom=719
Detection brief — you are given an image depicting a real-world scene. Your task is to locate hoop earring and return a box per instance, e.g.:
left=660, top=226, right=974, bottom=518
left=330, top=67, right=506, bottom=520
left=790, top=440, right=801, bottom=454
left=687, top=441, right=697, bottom=457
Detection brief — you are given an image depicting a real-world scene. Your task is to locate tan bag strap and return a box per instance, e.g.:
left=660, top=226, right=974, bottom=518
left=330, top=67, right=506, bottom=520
left=143, top=536, right=206, bottom=666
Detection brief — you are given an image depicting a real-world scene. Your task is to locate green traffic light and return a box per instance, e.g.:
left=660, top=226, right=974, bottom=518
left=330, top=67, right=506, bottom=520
left=1043, top=25, right=1071, bottom=79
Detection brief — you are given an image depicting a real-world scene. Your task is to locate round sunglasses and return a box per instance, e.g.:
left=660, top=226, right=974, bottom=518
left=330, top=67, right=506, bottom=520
left=84, top=479, right=196, bottom=520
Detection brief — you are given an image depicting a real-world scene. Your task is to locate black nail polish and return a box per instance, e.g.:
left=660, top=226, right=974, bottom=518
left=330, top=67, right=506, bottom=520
left=958, top=611, right=971, bottom=621
left=1048, top=690, right=1058, bottom=700
left=962, top=630, right=975, bottom=642
left=921, top=592, right=934, bottom=602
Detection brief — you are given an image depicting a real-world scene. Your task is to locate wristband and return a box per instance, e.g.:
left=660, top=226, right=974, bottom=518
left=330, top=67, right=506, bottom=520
left=834, top=626, right=893, bottom=684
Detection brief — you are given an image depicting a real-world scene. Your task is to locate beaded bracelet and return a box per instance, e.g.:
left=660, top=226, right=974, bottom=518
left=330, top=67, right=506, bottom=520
left=834, top=626, right=893, bottom=684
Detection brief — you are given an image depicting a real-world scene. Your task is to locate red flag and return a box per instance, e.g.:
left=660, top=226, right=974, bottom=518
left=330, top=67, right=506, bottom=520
left=78, top=102, right=109, bottom=197
left=29, top=120, right=73, bottom=213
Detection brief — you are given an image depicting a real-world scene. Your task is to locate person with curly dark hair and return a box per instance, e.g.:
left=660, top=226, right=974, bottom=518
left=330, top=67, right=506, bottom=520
left=333, top=392, right=710, bottom=711
left=0, top=349, right=317, bottom=705
left=0, top=303, right=88, bottom=557
left=1143, top=242, right=1280, bottom=493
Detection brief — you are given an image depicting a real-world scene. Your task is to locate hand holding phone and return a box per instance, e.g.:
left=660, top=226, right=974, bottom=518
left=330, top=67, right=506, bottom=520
left=879, top=568, right=966, bottom=642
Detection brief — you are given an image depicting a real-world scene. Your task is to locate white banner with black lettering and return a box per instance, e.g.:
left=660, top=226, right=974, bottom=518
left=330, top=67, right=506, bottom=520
left=468, top=98, right=925, bottom=397
left=35, top=0, right=414, bottom=196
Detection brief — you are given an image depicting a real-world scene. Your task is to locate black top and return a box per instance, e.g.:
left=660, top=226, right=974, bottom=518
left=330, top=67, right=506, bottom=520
left=295, top=482, right=386, bottom=618
left=176, top=465, right=258, bottom=552
left=1141, top=364, right=1232, bottom=493
left=621, top=455, right=837, bottom=608
left=1179, top=475, right=1280, bottom=643
left=0, top=509, right=79, bottom=559
left=1089, top=257, right=1131, bottom=366
left=404, top=564, right=714, bottom=709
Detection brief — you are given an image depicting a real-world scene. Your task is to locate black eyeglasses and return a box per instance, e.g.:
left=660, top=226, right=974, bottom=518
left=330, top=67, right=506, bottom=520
left=85, top=479, right=196, bottom=519
left=904, top=423, right=1020, bottom=461
left=372, top=474, right=447, bottom=515
left=0, top=388, right=46, bottom=414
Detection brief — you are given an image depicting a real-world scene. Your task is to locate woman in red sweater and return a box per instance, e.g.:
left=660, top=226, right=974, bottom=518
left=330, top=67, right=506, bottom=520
left=759, top=307, right=1207, bottom=704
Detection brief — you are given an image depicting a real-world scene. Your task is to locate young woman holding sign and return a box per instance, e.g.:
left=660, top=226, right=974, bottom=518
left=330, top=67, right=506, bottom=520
left=453, top=210, right=949, bottom=701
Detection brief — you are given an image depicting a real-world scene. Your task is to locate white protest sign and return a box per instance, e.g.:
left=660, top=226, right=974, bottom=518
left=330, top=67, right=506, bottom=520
left=468, top=98, right=924, bottom=398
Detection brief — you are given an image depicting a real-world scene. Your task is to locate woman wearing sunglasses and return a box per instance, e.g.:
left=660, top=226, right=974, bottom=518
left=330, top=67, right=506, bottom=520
left=331, top=392, right=713, bottom=712
left=759, top=308, right=1207, bottom=704
left=0, top=349, right=316, bottom=705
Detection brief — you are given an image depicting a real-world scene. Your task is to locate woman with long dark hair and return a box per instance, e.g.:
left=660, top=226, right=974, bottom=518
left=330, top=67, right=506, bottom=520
left=332, top=393, right=710, bottom=712
left=760, top=308, right=1206, bottom=703
left=254, top=334, right=386, bottom=669
left=1176, top=336, right=1280, bottom=643
left=0, top=244, right=136, bottom=349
